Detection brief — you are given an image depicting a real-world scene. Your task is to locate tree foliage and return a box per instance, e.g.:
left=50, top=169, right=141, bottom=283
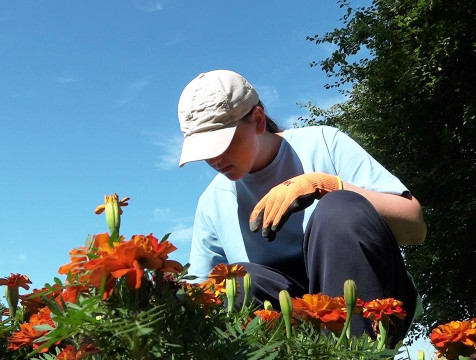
left=302, top=0, right=476, bottom=340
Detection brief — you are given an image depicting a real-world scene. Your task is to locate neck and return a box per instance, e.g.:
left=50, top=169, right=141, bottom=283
left=250, top=131, right=283, bottom=173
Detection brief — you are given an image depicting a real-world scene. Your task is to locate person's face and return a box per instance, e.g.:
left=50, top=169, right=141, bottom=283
left=206, top=108, right=265, bottom=181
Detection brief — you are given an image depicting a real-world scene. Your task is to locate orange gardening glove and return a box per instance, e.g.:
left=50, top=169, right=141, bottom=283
left=249, top=172, right=343, bottom=241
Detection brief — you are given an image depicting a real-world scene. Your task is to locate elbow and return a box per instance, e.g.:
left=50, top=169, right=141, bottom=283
left=409, top=201, right=427, bottom=245
left=398, top=219, right=427, bottom=245
left=399, top=196, right=427, bottom=245
left=413, top=219, right=427, bottom=245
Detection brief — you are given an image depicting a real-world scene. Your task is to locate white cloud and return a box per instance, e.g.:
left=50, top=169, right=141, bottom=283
left=132, top=0, right=164, bottom=12
left=153, top=134, right=182, bottom=170
left=55, top=76, right=74, bottom=84
left=169, top=223, right=193, bottom=243
left=298, top=90, right=348, bottom=111
left=314, top=93, right=348, bottom=110
left=128, top=78, right=150, bottom=90
left=153, top=209, right=194, bottom=246
left=113, top=76, right=151, bottom=107
left=153, top=207, right=193, bottom=224
left=254, top=84, right=279, bottom=105
left=318, top=42, right=339, bottom=58
left=152, top=208, right=193, bottom=246
left=153, top=207, right=172, bottom=221
left=283, top=114, right=304, bottom=129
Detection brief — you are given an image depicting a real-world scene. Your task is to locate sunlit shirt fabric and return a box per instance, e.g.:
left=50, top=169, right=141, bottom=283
left=188, top=126, right=408, bottom=282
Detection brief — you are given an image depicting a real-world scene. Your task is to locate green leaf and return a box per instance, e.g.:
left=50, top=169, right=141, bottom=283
left=248, top=341, right=283, bottom=360
left=214, top=326, right=230, bottom=339
left=160, top=233, right=171, bottom=243
left=32, top=324, right=55, bottom=331
left=136, top=327, right=154, bottom=336
left=41, top=295, right=64, bottom=316
left=44, top=283, right=56, bottom=292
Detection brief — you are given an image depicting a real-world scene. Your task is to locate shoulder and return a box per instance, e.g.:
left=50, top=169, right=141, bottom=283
left=280, top=125, right=342, bottom=154
left=283, top=125, right=340, bottom=142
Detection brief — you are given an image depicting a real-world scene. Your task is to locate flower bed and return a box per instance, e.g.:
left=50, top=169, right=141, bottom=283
left=1, top=194, right=474, bottom=359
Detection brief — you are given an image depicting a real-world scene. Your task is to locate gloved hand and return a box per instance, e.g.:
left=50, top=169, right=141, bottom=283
left=249, top=172, right=343, bottom=241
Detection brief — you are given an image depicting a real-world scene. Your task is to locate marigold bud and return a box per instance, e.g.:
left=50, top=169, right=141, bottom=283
left=226, top=278, right=237, bottom=313
left=343, top=279, right=357, bottom=311
left=243, top=272, right=251, bottom=295
left=337, top=279, right=358, bottom=347
left=95, top=194, right=129, bottom=239
left=241, top=272, right=252, bottom=311
left=263, top=300, right=273, bottom=310
left=105, top=194, right=121, bottom=236
left=279, top=290, right=293, bottom=338
left=0, top=273, right=31, bottom=318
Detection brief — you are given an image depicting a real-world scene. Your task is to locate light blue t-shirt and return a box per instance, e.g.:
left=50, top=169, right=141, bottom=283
left=188, top=126, right=408, bottom=282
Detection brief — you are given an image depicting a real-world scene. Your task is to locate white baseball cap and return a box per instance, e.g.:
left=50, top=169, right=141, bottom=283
left=177, top=70, right=259, bottom=167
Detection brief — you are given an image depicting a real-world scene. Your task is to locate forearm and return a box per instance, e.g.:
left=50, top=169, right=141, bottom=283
left=341, top=182, right=427, bottom=245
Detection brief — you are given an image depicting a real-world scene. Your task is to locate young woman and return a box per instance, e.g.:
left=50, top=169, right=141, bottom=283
left=177, top=70, right=427, bottom=345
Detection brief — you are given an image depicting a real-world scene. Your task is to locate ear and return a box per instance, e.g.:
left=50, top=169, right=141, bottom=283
left=252, top=106, right=266, bottom=135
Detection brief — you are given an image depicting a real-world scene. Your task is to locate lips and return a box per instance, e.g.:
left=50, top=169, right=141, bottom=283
left=218, top=165, right=233, bottom=173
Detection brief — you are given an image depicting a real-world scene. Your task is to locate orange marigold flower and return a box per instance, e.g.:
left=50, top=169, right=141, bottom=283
left=0, top=273, right=32, bottom=316
left=363, top=298, right=407, bottom=321
left=8, top=322, right=42, bottom=352
left=92, top=232, right=117, bottom=255
left=254, top=309, right=281, bottom=327
left=8, top=307, right=58, bottom=353
left=200, top=278, right=226, bottom=298
left=56, top=285, right=89, bottom=307
left=57, top=344, right=99, bottom=360
left=20, top=285, right=63, bottom=318
left=430, top=320, right=476, bottom=360
left=291, top=293, right=347, bottom=333
left=58, top=247, right=89, bottom=276
left=334, top=296, right=364, bottom=315
left=85, top=234, right=183, bottom=297
left=185, top=282, right=223, bottom=312
left=0, top=273, right=32, bottom=290
left=208, top=263, right=247, bottom=284
left=58, top=233, right=118, bottom=276
left=19, top=284, right=87, bottom=318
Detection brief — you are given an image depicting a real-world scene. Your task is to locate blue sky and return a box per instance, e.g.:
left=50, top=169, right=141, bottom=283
left=0, top=0, right=348, bottom=290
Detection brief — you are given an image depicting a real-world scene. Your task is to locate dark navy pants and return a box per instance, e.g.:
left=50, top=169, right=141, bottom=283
left=236, top=190, right=417, bottom=347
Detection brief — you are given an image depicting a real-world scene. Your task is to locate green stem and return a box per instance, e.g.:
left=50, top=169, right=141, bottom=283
left=377, top=315, right=389, bottom=350
left=336, top=314, right=352, bottom=347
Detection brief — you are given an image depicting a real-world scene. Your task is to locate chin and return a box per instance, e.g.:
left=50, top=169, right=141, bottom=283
left=224, top=171, right=244, bottom=181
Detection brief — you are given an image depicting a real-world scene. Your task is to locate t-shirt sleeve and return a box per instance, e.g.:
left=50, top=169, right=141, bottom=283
left=327, top=128, right=408, bottom=195
left=188, top=195, right=227, bottom=283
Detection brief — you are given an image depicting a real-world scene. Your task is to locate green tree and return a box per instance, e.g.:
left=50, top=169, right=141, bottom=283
left=301, top=0, right=476, bottom=340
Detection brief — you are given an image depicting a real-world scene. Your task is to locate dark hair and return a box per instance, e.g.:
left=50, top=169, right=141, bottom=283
left=244, top=100, right=282, bottom=133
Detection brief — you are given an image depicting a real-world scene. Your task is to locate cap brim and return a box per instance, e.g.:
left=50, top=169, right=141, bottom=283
left=179, top=125, right=238, bottom=167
